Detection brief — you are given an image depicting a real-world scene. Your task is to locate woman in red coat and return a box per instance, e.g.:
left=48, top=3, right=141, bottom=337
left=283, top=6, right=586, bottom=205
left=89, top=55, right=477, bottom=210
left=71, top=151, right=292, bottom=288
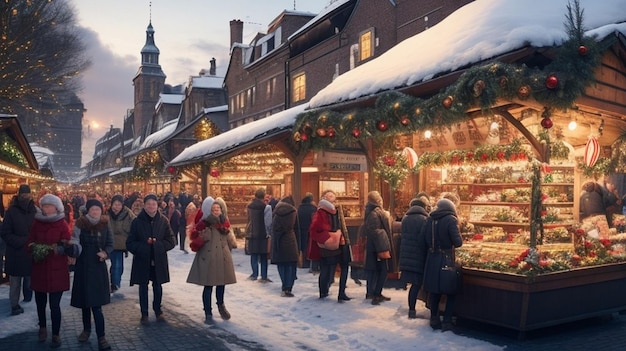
left=27, top=194, right=76, bottom=348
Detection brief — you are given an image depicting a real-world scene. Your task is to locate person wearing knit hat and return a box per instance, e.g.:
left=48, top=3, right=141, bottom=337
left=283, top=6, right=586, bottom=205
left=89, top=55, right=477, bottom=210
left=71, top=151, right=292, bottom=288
left=187, top=197, right=236, bottom=323
left=85, top=199, right=103, bottom=213
left=363, top=191, right=392, bottom=305
left=1, top=183, right=36, bottom=317
left=400, top=194, right=431, bottom=319
left=419, top=195, right=462, bottom=333
left=18, top=184, right=31, bottom=194
left=126, top=191, right=177, bottom=324
left=39, top=194, right=65, bottom=214
left=107, top=194, right=136, bottom=293
left=28, top=192, right=73, bottom=347
left=70, top=193, right=113, bottom=350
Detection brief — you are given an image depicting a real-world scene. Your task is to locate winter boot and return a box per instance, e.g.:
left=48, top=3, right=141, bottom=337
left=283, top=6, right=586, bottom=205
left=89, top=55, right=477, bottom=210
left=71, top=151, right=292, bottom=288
left=408, top=309, right=417, bottom=319
left=38, top=327, right=47, bottom=343
left=50, top=335, right=61, bottom=348
left=98, top=336, right=112, bottom=351
left=78, top=330, right=90, bottom=342
left=217, top=304, right=231, bottom=320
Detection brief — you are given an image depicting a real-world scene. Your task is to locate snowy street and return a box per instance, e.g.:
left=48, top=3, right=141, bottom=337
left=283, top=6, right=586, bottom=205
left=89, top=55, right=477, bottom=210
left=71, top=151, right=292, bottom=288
left=2, top=239, right=626, bottom=350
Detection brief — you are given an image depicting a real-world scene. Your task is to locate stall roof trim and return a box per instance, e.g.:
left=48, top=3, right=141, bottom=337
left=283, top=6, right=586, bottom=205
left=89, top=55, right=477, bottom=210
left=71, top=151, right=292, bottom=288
left=169, top=104, right=308, bottom=166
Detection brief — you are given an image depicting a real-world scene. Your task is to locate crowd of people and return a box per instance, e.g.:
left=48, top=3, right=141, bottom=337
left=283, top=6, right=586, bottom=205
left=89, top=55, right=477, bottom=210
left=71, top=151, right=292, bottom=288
left=0, top=184, right=469, bottom=349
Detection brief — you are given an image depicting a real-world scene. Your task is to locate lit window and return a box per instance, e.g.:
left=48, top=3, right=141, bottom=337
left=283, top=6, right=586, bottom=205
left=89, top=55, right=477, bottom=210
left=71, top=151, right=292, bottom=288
left=359, top=28, right=374, bottom=61
left=292, top=73, right=306, bottom=103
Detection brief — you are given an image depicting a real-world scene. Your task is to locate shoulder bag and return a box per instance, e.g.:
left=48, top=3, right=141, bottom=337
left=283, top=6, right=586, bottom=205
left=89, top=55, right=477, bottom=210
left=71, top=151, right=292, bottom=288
left=422, top=220, right=462, bottom=295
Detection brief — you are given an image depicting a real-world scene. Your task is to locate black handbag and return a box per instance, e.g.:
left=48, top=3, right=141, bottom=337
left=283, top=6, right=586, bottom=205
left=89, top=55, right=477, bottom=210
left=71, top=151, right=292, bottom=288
left=422, top=220, right=462, bottom=295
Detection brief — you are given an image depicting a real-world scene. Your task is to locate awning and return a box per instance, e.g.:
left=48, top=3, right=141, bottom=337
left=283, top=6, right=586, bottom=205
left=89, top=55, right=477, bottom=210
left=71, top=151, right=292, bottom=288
left=168, top=104, right=307, bottom=167
left=109, top=166, right=134, bottom=176
left=89, top=167, right=119, bottom=179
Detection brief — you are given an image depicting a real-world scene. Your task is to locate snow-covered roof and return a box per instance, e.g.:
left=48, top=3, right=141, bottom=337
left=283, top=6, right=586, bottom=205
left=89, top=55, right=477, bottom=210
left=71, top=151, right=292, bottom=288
left=203, top=105, right=228, bottom=114
left=191, top=75, right=224, bottom=89
left=30, top=144, right=54, bottom=155
left=90, top=167, right=119, bottom=178
left=158, top=93, right=184, bottom=105
left=109, top=166, right=134, bottom=176
left=309, top=0, right=626, bottom=109
left=288, top=0, right=352, bottom=41
left=140, top=118, right=179, bottom=149
left=169, top=104, right=308, bottom=166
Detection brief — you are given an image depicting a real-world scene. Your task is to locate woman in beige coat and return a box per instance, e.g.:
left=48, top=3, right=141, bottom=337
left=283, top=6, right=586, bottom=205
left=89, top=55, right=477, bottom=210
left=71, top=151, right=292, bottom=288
left=187, top=197, right=236, bottom=324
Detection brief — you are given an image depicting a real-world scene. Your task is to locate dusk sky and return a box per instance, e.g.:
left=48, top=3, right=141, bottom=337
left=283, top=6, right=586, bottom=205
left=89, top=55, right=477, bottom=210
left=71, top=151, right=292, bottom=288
left=71, top=0, right=330, bottom=166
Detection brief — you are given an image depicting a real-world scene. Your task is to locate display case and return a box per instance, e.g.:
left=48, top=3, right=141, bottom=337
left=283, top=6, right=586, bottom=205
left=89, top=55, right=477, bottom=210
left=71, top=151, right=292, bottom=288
left=319, top=172, right=365, bottom=220
left=435, top=164, right=575, bottom=247
left=209, top=183, right=282, bottom=225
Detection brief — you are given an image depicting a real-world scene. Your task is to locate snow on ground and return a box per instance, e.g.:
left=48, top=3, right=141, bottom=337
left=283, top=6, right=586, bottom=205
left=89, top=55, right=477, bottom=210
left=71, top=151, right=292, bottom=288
left=0, top=238, right=503, bottom=350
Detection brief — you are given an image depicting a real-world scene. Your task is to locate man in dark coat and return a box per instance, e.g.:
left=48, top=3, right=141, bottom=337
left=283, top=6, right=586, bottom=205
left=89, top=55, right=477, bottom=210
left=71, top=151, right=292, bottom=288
left=245, top=188, right=272, bottom=282
left=126, top=194, right=176, bottom=324
left=399, top=196, right=430, bottom=319
left=0, top=184, right=36, bottom=315
left=297, top=193, right=317, bottom=270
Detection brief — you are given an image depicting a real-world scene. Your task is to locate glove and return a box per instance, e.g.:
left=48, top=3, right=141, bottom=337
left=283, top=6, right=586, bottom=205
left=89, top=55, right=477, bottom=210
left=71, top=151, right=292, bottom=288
left=52, top=243, right=64, bottom=255
left=64, top=244, right=75, bottom=258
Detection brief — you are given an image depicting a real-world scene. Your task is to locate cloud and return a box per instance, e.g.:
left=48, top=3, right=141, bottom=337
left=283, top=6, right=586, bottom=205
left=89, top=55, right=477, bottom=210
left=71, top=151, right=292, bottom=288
left=77, top=27, right=135, bottom=166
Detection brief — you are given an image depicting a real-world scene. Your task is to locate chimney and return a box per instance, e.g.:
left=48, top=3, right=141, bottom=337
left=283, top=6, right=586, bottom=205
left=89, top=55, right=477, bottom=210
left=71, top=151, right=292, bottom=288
left=209, top=58, right=216, bottom=76
left=230, top=19, right=243, bottom=47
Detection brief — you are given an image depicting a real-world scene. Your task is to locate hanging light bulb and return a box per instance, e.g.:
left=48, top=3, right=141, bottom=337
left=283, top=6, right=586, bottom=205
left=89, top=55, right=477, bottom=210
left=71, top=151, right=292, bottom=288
left=424, top=130, right=432, bottom=139
left=568, top=120, right=577, bottom=131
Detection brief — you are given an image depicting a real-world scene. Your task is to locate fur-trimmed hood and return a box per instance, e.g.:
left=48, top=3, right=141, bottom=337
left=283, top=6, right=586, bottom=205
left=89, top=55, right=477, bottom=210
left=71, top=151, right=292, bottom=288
left=75, top=215, right=110, bottom=232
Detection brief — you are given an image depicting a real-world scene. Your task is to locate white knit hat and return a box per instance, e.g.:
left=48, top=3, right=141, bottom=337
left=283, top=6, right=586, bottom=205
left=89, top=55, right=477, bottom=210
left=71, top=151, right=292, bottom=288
left=39, top=194, right=64, bottom=214
left=201, top=196, right=215, bottom=220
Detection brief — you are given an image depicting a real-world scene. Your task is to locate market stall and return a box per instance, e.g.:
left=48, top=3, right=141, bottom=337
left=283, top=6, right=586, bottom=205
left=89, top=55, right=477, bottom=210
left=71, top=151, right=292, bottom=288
left=291, top=1, right=626, bottom=334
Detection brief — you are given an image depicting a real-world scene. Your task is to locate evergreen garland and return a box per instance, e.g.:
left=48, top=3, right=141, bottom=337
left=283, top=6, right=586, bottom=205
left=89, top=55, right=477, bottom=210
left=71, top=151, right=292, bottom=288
left=0, top=134, right=28, bottom=168
left=292, top=1, right=602, bottom=156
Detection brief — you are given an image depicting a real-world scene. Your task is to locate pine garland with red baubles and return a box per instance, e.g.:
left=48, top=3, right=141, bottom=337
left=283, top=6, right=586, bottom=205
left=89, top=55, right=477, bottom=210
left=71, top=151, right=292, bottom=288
left=292, top=0, right=602, bottom=152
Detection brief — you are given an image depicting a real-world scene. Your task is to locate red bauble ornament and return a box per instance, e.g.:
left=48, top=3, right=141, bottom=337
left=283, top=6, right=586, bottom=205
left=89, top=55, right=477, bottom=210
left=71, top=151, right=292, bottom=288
left=497, top=151, right=505, bottom=161
left=481, top=153, right=489, bottom=161
left=384, top=156, right=396, bottom=167
left=400, top=117, right=410, bottom=126
left=545, top=74, right=558, bottom=89
left=300, top=133, right=309, bottom=141
left=210, top=169, right=220, bottom=177
left=466, top=151, right=474, bottom=160
left=442, top=96, right=453, bottom=109
left=352, top=128, right=361, bottom=138
left=167, top=166, right=176, bottom=174
left=517, top=85, right=531, bottom=99
left=540, top=117, right=554, bottom=129
left=578, top=45, right=588, bottom=56
left=327, top=128, right=336, bottom=138
left=376, top=120, right=388, bottom=132
left=316, top=128, right=327, bottom=137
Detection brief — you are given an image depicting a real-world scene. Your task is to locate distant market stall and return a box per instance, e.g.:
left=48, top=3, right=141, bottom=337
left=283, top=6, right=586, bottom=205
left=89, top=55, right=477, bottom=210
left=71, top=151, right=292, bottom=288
left=0, top=114, right=53, bottom=207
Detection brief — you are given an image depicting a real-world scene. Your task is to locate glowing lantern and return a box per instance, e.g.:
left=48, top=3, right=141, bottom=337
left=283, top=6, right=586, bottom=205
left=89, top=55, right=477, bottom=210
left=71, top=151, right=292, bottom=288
left=584, top=137, right=599, bottom=167
left=402, top=147, right=418, bottom=169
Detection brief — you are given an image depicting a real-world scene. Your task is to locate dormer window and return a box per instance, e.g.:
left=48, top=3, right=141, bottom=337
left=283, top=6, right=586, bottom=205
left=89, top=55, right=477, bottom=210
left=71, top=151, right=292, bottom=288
left=359, top=28, right=375, bottom=62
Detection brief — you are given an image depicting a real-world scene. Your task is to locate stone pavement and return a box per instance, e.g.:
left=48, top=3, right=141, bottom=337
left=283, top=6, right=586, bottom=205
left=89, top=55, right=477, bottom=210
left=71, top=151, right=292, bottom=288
left=0, top=290, right=267, bottom=351
left=2, top=279, right=626, bottom=350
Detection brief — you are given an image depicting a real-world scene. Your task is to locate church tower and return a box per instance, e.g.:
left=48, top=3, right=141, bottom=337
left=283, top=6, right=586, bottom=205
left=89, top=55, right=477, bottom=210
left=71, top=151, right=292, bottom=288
left=132, top=20, right=166, bottom=139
